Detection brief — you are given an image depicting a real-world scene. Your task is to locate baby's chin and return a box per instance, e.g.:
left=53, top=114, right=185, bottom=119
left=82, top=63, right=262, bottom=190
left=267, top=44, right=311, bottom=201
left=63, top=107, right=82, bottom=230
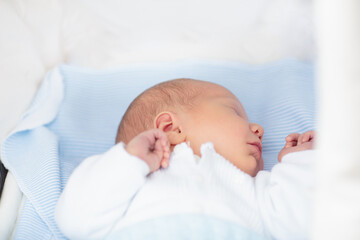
left=248, top=155, right=263, bottom=177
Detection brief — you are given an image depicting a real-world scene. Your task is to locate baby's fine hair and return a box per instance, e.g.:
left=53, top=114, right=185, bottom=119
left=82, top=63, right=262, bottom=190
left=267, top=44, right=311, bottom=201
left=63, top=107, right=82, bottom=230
left=116, top=78, right=203, bottom=144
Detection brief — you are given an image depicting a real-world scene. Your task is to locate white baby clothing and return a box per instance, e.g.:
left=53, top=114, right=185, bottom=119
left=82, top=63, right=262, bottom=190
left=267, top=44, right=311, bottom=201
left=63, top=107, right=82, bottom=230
left=55, top=142, right=315, bottom=240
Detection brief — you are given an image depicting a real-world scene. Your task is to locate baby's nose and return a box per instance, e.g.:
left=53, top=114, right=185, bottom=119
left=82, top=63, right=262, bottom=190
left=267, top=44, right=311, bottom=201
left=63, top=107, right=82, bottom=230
left=250, top=123, right=264, bottom=141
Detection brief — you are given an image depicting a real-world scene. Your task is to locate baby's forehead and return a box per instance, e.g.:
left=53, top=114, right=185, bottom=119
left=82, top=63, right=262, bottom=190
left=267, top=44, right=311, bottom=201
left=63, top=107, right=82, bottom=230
left=196, top=85, right=247, bottom=116
left=198, top=82, right=240, bottom=103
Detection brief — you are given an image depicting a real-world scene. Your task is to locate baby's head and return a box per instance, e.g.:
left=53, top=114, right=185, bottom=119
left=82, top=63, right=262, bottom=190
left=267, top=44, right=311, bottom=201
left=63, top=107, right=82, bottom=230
left=116, top=78, right=264, bottom=176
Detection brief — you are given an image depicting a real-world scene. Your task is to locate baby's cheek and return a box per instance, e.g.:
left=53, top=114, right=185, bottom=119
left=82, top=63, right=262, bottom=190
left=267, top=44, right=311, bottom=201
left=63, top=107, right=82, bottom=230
left=258, top=156, right=264, bottom=171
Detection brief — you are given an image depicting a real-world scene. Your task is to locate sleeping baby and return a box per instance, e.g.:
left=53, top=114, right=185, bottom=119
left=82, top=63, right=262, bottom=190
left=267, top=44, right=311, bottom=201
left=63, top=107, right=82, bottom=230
left=55, top=79, right=315, bottom=240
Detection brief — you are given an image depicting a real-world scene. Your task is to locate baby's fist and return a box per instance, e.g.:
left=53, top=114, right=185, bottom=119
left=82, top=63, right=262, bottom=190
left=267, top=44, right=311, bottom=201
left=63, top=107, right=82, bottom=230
left=278, top=130, right=315, bottom=162
left=126, top=129, right=170, bottom=173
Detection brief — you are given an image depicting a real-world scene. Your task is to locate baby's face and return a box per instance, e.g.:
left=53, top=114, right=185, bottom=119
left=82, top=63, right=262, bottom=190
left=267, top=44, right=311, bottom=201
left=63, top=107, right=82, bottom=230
left=181, top=83, right=264, bottom=177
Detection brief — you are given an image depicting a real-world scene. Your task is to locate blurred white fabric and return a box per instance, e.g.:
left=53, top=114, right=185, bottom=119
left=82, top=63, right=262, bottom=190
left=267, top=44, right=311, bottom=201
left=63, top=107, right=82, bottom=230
left=0, top=0, right=314, bottom=148
left=313, top=0, right=360, bottom=239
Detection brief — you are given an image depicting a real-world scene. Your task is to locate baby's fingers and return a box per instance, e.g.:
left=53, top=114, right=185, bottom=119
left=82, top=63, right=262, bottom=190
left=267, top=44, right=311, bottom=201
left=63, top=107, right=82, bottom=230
left=285, top=133, right=300, bottom=142
left=160, top=139, right=170, bottom=168
left=284, top=133, right=300, bottom=148
left=303, top=130, right=315, bottom=142
left=161, top=158, right=169, bottom=168
left=285, top=141, right=296, bottom=148
left=297, top=130, right=315, bottom=146
left=146, top=129, right=170, bottom=169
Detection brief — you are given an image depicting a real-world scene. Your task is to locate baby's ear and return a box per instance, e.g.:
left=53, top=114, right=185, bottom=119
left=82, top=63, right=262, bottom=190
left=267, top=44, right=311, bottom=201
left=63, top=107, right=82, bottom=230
left=154, top=112, right=186, bottom=145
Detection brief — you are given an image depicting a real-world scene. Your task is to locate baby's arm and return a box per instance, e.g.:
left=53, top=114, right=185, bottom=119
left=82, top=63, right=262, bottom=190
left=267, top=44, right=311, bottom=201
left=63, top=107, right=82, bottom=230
left=256, top=149, right=315, bottom=239
left=278, top=130, right=315, bottom=162
left=55, top=129, right=169, bottom=240
left=256, top=132, right=316, bottom=239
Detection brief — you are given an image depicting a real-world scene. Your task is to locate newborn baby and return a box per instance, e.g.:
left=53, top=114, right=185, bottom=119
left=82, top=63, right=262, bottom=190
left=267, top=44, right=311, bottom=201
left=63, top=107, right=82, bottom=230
left=55, top=79, right=315, bottom=240
left=119, top=78, right=314, bottom=176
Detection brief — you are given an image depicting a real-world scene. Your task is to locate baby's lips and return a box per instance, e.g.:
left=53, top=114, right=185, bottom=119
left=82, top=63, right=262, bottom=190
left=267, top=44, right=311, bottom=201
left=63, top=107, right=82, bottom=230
left=248, top=141, right=262, bottom=154
left=248, top=142, right=262, bottom=162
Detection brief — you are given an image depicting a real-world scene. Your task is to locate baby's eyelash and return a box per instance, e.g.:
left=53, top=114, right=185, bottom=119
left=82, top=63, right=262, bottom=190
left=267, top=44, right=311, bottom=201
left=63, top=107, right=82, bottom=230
left=224, top=103, right=243, bottom=117
left=231, top=107, right=242, bottom=116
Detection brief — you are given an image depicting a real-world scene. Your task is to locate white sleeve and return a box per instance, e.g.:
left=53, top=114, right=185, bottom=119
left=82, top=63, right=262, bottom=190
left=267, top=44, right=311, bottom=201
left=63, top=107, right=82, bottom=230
left=255, top=150, right=316, bottom=240
left=55, top=142, right=150, bottom=240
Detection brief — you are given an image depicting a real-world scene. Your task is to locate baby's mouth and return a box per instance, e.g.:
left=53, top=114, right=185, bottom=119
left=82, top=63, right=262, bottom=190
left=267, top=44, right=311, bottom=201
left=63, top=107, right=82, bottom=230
left=247, top=142, right=262, bottom=159
left=248, top=142, right=262, bottom=153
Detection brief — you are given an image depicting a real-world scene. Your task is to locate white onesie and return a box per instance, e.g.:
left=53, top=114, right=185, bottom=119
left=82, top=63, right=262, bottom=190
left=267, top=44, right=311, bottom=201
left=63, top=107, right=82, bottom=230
left=55, top=142, right=315, bottom=240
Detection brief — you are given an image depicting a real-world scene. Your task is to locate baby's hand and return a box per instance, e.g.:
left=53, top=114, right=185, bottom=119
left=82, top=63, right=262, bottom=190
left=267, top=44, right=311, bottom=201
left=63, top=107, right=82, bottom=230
left=278, top=130, right=315, bottom=162
left=126, top=129, right=170, bottom=173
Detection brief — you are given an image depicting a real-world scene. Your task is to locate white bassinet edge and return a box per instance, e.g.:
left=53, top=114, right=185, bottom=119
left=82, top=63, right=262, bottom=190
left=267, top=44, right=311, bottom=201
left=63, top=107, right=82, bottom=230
left=0, top=172, right=23, bottom=240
